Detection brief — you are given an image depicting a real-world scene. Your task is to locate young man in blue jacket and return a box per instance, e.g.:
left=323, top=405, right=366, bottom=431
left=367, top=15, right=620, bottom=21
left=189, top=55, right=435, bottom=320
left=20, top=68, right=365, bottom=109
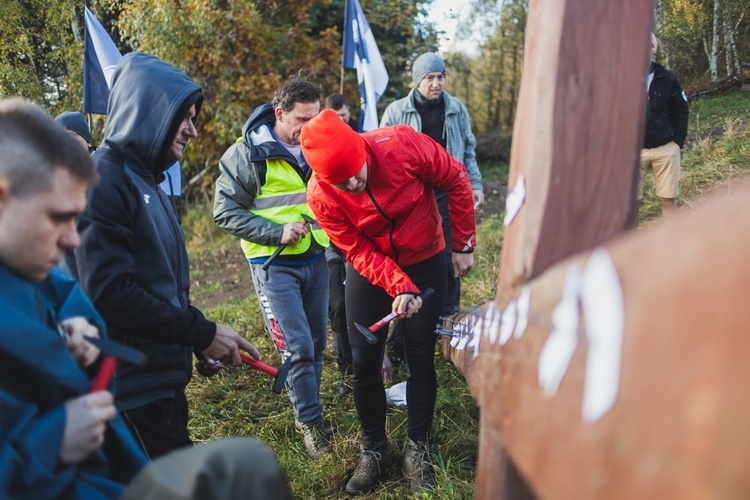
left=381, top=52, right=483, bottom=317
left=0, top=98, right=290, bottom=499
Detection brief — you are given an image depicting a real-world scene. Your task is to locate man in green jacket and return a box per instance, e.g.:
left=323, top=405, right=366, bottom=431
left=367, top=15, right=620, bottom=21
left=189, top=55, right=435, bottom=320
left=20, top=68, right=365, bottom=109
left=213, top=77, right=332, bottom=459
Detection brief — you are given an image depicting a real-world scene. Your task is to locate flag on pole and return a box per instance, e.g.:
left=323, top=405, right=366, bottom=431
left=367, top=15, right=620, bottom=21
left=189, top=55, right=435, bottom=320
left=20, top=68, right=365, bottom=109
left=83, top=6, right=121, bottom=115
left=82, top=6, right=182, bottom=197
left=342, top=0, right=389, bottom=132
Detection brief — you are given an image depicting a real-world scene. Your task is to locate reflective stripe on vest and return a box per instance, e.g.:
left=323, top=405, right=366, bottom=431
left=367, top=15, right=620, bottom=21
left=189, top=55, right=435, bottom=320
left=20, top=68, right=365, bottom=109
left=240, top=158, right=329, bottom=259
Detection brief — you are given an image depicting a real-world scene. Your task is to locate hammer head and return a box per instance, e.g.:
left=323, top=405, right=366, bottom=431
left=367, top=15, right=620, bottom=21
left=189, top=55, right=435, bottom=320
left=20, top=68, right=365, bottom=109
left=272, top=357, right=292, bottom=394
left=354, top=322, right=378, bottom=344
left=301, top=214, right=315, bottom=225
left=84, top=335, right=147, bottom=367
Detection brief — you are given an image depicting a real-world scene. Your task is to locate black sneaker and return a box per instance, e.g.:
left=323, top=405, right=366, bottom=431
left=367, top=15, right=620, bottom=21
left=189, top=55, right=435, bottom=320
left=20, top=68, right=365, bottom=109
left=338, top=381, right=352, bottom=395
left=345, top=439, right=392, bottom=495
left=299, top=417, right=332, bottom=459
left=401, top=438, right=436, bottom=492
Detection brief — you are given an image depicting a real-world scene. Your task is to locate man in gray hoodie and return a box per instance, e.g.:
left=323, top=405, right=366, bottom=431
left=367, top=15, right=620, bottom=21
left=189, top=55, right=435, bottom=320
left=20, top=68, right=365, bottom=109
left=70, top=52, right=260, bottom=459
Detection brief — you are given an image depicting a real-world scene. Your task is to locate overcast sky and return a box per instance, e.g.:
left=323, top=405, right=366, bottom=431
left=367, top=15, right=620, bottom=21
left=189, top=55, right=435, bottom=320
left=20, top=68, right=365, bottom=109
left=426, top=0, right=480, bottom=55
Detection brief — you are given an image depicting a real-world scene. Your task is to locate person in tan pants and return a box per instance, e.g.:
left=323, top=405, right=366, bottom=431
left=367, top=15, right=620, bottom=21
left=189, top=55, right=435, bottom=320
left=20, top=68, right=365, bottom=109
left=639, top=32, right=689, bottom=219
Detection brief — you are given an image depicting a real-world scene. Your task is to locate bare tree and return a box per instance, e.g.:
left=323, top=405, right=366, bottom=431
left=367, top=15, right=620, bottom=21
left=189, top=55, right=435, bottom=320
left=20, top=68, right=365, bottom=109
left=711, top=0, right=720, bottom=82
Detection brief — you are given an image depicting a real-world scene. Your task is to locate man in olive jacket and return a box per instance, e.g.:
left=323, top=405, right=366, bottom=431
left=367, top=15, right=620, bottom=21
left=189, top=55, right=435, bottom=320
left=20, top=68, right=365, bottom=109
left=213, top=77, right=332, bottom=459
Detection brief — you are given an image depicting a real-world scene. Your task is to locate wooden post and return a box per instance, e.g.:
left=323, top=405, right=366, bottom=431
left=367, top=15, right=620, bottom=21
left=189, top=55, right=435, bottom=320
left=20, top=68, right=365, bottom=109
left=441, top=0, right=659, bottom=496
left=460, top=186, right=750, bottom=498
left=443, top=0, right=750, bottom=496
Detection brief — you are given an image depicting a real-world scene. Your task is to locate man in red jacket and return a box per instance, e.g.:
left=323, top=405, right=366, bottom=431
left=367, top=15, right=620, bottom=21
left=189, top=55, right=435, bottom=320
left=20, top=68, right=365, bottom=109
left=301, top=109, right=476, bottom=494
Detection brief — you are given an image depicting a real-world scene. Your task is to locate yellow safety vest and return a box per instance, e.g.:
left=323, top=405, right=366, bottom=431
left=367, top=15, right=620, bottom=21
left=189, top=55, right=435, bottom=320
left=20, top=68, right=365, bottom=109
left=241, top=158, right=329, bottom=259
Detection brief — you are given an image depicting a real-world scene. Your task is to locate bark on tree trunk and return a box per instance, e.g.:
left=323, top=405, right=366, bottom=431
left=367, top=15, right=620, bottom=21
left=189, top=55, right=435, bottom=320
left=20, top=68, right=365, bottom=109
left=711, top=0, right=721, bottom=82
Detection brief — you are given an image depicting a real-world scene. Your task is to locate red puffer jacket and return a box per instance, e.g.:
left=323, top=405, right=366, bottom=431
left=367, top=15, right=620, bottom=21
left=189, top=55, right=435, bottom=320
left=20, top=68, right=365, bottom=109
left=307, top=125, right=476, bottom=297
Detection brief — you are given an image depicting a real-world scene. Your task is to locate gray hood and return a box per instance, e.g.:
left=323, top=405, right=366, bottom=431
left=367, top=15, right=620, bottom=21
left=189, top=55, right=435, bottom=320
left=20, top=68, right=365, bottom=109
left=102, top=52, right=202, bottom=176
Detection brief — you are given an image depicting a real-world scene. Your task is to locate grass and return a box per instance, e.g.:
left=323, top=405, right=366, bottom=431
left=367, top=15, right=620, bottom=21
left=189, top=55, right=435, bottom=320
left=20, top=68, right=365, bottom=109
left=183, top=204, right=503, bottom=498
left=186, top=291, right=484, bottom=498
left=184, top=90, right=747, bottom=497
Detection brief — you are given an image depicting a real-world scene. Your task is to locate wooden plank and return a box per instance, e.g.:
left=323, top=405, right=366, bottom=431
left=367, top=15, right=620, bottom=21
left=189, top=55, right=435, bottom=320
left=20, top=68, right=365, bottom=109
left=441, top=0, right=658, bottom=496
left=477, top=186, right=750, bottom=498
left=496, top=0, right=650, bottom=300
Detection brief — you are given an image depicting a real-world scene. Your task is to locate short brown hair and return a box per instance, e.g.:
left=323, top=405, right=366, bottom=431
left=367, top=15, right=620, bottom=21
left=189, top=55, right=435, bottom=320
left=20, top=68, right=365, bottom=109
left=0, top=98, right=97, bottom=198
left=325, top=93, right=349, bottom=111
left=273, top=76, right=321, bottom=113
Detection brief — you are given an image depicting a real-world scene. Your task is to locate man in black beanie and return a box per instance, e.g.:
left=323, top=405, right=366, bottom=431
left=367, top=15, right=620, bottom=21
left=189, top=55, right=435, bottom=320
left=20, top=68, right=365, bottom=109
left=55, top=111, right=93, bottom=151
left=69, top=52, right=261, bottom=459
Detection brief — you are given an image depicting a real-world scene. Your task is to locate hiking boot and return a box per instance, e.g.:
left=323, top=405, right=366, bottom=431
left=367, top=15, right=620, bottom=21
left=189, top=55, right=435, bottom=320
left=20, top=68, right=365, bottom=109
left=299, top=417, right=332, bottom=459
left=295, top=416, right=335, bottom=437
left=401, top=438, right=436, bottom=493
left=345, top=439, right=392, bottom=495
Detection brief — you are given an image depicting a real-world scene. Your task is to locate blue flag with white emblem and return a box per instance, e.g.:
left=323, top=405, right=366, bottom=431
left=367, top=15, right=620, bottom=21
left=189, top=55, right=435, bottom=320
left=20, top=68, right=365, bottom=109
left=342, top=0, right=389, bottom=132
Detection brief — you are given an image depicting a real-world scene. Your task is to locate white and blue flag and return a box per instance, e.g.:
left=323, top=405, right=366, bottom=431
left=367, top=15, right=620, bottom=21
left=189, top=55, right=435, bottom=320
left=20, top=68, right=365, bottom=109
left=82, top=6, right=182, bottom=197
left=342, top=0, right=389, bottom=132
left=83, top=6, right=121, bottom=114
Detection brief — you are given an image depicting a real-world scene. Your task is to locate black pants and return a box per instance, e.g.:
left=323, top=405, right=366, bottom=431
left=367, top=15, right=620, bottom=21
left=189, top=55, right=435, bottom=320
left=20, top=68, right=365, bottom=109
left=346, top=252, right=447, bottom=443
left=328, top=252, right=352, bottom=376
left=121, top=392, right=193, bottom=460
left=437, top=191, right=461, bottom=315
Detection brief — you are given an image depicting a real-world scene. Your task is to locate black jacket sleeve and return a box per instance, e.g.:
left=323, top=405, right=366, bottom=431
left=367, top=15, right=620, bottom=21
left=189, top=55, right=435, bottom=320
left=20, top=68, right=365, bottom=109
left=669, top=78, right=689, bottom=148
left=75, top=163, right=216, bottom=349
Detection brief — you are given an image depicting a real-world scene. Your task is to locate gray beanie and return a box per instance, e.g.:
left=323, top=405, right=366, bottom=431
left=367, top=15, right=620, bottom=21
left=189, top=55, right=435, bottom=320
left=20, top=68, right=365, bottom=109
left=55, top=111, right=92, bottom=144
left=412, top=52, right=446, bottom=86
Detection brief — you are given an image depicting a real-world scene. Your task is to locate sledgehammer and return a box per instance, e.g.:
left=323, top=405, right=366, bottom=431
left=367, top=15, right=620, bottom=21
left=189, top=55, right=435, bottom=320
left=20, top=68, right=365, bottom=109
left=240, top=352, right=292, bottom=394
left=354, top=288, right=435, bottom=344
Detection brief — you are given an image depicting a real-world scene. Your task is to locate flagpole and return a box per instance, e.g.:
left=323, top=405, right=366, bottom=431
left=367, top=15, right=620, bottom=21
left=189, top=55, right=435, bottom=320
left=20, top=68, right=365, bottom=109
left=339, top=66, right=345, bottom=95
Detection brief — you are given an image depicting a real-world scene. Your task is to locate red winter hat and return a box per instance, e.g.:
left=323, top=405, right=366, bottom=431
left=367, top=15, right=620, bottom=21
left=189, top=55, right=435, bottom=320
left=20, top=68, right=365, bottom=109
left=301, top=109, right=365, bottom=185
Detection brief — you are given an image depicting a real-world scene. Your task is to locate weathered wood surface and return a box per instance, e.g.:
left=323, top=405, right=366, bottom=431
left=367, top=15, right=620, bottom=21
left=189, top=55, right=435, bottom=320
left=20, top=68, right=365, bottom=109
left=496, top=0, right=649, bottom=297
left=435, top=0, right=750, bottom=496
left=458, top=187, right=750, bottom=498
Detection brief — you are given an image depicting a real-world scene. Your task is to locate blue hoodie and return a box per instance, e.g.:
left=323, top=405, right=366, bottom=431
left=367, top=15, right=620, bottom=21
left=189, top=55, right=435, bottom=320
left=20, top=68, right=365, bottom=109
left=0, top=266, right=147, bottom=498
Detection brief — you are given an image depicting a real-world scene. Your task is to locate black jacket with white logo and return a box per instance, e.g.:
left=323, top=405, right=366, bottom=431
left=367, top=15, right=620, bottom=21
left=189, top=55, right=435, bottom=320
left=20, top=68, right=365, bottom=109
left=645, top=63, right=689, bottom=149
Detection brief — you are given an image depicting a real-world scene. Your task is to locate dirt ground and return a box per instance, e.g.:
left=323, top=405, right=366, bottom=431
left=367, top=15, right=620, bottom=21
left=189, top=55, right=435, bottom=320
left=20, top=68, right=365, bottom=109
left=190, top=178, right=508, bottom=310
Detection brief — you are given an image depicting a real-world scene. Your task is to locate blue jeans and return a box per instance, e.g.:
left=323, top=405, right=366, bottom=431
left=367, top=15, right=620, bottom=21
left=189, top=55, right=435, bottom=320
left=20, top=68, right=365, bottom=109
left=249, top=257, right=329, bottom=423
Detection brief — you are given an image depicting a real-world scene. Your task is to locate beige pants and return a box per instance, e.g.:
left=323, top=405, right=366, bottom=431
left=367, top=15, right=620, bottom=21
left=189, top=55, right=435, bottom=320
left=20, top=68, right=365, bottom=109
left=121, top=437, right=291, bottom=500
left=638, top=141, right=681, bottom=200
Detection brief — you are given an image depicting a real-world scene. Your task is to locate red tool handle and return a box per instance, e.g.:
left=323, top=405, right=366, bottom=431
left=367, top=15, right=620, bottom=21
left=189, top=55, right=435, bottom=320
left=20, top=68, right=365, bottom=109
left=369, top=311, right=399, bottom=332
left=367, top=288, right=436, bottom=332
left=90, top=355, right=118, bottom=392
left=240, top=352, right=278, bottom=377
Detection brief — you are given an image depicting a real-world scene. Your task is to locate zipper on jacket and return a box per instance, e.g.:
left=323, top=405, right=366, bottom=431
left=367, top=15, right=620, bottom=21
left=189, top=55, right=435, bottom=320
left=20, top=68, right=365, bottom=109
left=365, top=186, right=399, bottom=263
left=155, top=184, right=188, bottom=309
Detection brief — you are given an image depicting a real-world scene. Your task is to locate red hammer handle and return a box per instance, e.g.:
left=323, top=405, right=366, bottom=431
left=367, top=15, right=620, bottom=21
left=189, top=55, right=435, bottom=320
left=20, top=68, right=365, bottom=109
left=90, top=355, right=118, bottom=392
left=240, top=352, right=278, bottom=377
left=369, top=311, right=399, bottom=332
